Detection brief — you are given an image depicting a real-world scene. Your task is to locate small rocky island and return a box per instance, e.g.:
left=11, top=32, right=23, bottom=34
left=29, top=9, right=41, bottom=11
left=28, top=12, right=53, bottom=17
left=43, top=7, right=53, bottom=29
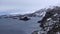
left=19, top=16, right=30, bottom=21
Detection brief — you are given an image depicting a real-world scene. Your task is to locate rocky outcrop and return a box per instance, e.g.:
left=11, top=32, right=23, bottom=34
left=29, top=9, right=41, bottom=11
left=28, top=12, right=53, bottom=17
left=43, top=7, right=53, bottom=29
left=37, top=6, right=60, bottom=34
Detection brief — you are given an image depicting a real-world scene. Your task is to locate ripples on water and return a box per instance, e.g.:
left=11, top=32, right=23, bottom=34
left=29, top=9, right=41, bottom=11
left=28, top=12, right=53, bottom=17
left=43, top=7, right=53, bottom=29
left=0, top=17, right=41, bottom=34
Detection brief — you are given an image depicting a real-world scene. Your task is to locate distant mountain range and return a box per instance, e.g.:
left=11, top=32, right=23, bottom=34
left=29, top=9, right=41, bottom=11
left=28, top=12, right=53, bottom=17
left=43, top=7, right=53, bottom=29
left=0, top=9, right=46, bottom=18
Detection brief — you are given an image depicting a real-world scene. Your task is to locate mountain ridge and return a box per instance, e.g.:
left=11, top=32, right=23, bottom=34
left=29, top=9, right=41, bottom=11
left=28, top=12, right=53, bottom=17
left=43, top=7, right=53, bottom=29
left=0, top=9, right=46, bottom=18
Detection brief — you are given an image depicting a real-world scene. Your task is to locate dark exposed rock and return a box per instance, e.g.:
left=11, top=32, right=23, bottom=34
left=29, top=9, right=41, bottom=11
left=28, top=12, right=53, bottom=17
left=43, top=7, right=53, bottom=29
left=47, top=26, right=60, bottom=34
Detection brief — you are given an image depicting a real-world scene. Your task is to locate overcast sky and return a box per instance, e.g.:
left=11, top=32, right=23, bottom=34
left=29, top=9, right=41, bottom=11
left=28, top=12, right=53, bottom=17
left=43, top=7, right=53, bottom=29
left=0, top=0, right=60, bottom=15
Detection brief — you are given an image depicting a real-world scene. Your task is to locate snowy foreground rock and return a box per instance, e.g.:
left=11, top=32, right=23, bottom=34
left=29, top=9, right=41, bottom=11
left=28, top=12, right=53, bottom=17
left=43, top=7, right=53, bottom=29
left=32, top=6, right=60, bottom=34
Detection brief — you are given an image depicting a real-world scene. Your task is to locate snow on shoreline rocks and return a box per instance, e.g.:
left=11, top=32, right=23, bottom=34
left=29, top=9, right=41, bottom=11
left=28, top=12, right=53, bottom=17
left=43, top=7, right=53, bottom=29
left=32, top=6, right=60, bottom=34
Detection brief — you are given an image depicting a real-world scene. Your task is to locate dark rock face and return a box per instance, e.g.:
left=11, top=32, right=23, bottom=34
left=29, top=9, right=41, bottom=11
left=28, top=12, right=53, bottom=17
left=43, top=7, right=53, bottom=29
left=37, top=6, right=60, bottom=34
left=19, top=16, right=30, bottom=21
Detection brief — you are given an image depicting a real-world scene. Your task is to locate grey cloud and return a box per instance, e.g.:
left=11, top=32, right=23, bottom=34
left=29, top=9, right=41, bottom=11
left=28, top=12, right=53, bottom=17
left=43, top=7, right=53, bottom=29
left=0, top=0, right=59, bottom=15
